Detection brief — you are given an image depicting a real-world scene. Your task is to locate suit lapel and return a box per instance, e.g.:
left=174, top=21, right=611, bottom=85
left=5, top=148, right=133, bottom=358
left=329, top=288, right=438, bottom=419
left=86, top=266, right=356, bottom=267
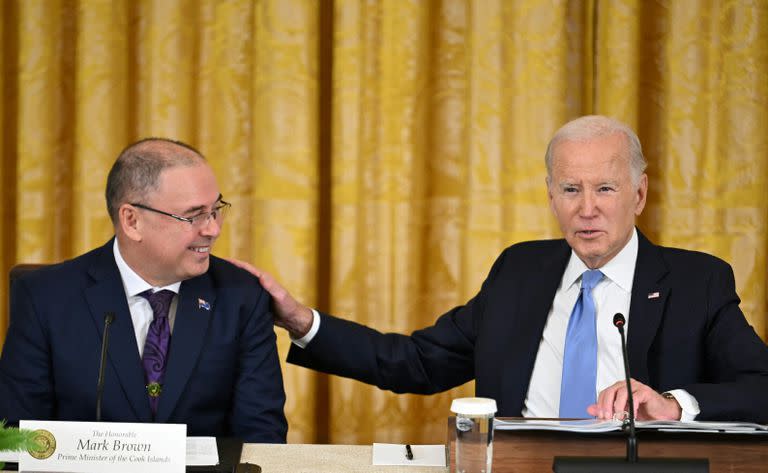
left=501, top=240, right=571, bottom=411
left=156, top=274, right=215, bottom=422
left=627, top=230, right=669, bottom=384
left=84, top=240, right=153, bottom=422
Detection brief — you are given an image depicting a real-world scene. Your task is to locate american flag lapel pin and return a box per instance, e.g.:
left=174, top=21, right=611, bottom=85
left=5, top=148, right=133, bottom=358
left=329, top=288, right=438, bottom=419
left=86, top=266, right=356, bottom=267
left=198, top=298, right=211, bottom=310
left=647, top=291, right=660, bottom=299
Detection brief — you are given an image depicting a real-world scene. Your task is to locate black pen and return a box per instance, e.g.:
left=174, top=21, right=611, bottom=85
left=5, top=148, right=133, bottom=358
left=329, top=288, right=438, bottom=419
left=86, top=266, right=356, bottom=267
left=405, top=444, right=414, bottom=460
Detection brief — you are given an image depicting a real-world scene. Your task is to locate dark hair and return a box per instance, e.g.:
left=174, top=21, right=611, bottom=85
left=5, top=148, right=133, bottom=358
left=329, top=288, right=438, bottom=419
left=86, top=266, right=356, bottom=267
left=105, top=137, right=205, bottom=223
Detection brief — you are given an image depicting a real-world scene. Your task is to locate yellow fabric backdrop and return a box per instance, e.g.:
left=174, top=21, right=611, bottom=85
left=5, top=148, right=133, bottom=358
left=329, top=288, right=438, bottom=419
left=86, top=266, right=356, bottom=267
left=1, top=0, right=766, bottom=445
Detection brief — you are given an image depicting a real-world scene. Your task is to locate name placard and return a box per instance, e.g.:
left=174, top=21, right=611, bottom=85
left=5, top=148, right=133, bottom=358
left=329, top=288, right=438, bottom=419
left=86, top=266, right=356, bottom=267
left=18, top=420, right=186, bottom=473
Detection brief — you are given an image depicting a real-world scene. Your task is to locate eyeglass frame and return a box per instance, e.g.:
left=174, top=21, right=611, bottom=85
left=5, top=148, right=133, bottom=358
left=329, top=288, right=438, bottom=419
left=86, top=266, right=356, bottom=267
left=129, top=199, right=231, bottom=227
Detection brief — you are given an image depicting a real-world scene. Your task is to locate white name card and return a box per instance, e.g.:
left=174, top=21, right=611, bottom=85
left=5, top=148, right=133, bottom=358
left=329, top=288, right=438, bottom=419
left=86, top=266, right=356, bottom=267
left=18, top=420, right=186, bottom=473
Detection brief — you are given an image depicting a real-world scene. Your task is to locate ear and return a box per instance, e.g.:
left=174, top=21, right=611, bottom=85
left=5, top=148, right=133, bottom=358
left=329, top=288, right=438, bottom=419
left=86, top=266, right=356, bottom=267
left=119, top=204, right=143, bottom=242
left=634, top=173, right=648, bottom=215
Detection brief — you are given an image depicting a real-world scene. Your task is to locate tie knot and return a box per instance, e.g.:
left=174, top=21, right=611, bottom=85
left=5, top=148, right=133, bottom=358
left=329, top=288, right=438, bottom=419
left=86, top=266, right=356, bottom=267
left=140, top=289, right=175, bottom=319
left=581, top=269, right=603, bottom=291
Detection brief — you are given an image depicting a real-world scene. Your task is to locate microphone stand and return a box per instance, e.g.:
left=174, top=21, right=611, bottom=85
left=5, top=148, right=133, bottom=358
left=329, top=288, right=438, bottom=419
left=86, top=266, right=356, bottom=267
left=96, top=312, right=115, bottom=422
left=617, top=318, right=637, bottom=463
left=552, top=313, right=709, bottom=472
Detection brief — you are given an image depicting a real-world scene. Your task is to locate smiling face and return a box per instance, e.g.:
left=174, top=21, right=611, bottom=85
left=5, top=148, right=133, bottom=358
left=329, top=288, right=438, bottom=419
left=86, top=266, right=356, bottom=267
left=120, top=160, right=223, bottom=286
left=548, top=131, right=647, bottom=269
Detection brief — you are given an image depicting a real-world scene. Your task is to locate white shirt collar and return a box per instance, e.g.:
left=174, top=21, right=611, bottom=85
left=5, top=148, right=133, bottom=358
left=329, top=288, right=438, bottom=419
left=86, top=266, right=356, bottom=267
left=561, top=228, right=639, bottom=291
left=113, top=239, right=181, bottom=297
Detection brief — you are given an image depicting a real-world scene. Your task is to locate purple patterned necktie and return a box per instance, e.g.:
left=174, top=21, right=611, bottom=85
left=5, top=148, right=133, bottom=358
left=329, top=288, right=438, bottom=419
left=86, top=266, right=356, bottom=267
left=140, top=289, right=175, bottom=417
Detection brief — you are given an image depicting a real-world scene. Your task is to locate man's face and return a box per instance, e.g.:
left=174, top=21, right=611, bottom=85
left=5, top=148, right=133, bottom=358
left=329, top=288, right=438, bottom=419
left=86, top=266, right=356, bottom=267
left=548, top=132, right=647, bottom=269
left=134, top=163, right=223, bottom=286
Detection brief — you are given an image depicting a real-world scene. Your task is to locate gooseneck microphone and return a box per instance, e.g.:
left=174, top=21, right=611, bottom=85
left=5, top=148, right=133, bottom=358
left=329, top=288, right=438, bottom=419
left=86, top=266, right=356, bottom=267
left=613, top=312, right=638, bottom=462
left=96, top=312, right=115, bottom=422
left=552, top=313, right=709, bottom=472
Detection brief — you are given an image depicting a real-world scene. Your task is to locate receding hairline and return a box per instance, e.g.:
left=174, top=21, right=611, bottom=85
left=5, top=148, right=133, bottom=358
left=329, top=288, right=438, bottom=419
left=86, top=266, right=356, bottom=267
left=117, top=137, right=206, bottom=165
left=106, top=137, right=207, bottom=223
left=545, top=115, right=647, bottom=186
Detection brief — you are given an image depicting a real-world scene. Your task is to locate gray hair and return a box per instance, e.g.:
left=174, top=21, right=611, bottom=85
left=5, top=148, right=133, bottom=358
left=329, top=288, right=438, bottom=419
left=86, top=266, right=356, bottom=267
left=105, top=138, right=205, bottom=223
left=544, top=115, right=647, bottom=186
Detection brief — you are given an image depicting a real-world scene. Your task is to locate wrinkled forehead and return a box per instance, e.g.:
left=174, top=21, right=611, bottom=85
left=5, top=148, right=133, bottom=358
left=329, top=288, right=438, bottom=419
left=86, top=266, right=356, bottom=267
left=549, top=134, right=633, bottom=180
left=552, top=131, right=629, bottom=159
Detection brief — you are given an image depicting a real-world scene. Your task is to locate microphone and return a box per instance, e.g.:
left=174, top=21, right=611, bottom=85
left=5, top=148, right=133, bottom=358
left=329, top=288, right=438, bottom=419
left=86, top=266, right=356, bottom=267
left=613, top=313, right=638, bottom=462
left=552, top=313, right=709, bottom=472
left=96, top=312, right=115, bottom=422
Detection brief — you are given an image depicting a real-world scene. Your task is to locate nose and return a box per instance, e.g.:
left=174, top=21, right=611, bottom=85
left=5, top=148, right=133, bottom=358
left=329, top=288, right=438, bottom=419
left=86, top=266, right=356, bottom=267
left=579, top=191, right=598, bottom=217
left=199, top=213, right=222, bottom=237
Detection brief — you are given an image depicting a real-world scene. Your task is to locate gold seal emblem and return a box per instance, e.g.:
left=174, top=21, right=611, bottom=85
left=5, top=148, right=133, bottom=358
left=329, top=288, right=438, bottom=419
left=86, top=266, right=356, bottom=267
left=28, top=429, right=56, bottom=459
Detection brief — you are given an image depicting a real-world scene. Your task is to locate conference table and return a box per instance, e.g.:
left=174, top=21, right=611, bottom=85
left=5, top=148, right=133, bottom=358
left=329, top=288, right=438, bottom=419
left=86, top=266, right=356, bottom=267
left=5, top=418, right=767, bottom=472
left=452, top=419, right=768, bottom=473
left=237, top=418, right=768, bottom=472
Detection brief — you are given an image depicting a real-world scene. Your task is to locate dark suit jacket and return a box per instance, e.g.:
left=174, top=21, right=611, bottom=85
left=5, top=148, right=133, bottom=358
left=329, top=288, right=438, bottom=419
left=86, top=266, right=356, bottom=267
left=288, top=231, right=768, bottom=422
left=0, top=239, right=287, bottom=442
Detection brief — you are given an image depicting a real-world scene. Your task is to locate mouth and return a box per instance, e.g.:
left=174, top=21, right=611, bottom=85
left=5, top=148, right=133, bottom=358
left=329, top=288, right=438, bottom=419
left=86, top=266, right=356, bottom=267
left=188, top=245, right=211, bottom=254
left=576, top=230, right=603, bottom=238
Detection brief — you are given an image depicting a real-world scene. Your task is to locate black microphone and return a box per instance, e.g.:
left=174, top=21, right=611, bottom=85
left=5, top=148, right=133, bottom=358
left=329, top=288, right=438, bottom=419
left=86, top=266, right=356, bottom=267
left=613, top=312, right=638, bottom=462
left=552, top=313, right=709, bottom=472
left=96, top=312, right=115, bottom=422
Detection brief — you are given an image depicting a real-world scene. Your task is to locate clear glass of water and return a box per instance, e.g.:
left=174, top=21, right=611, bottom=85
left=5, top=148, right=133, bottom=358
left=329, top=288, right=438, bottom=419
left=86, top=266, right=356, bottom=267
left=451, top=397, right=497, bottom=473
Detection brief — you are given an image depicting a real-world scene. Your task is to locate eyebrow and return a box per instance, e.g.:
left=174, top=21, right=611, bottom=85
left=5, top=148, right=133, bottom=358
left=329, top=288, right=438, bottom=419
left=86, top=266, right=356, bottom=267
left=180, top=194, right=223, bottom=215
left=558, top=179, right=618, bottom=186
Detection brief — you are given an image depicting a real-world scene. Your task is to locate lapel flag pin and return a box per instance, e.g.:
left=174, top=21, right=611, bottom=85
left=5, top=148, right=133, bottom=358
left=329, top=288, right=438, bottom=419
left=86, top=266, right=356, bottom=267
left=647, top=292, right=660, bottom=299
left=198, top=298, right=211, bottom=310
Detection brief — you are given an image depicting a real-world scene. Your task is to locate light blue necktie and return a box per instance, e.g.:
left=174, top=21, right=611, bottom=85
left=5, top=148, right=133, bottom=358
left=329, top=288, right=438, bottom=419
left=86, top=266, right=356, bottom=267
left=559, top=269, right=603, bottom=418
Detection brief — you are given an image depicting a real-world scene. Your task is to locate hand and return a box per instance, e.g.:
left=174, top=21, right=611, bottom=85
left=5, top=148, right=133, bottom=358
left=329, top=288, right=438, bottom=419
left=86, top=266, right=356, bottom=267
left=226, top=258, right=314, bottom=339
left=587, top=378, right=682, bottom=421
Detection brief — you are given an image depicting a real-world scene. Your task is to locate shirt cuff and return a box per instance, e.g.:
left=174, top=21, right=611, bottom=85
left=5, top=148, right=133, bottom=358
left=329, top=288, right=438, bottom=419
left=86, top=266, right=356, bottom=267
left=665, top=389, right=700, bottom=421
left=290, top=309, right=321, bottom=348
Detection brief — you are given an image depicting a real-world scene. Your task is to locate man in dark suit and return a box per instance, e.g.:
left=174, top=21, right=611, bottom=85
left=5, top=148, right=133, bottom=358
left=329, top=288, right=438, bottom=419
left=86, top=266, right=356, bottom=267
left=0, top=138, right=287, bottom=442
left=234, top=115, right=768, bottom=423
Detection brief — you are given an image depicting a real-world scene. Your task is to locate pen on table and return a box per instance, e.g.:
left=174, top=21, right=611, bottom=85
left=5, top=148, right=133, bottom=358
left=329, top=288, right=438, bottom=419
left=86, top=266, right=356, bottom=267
left=405, top=444, right=414, bottom=460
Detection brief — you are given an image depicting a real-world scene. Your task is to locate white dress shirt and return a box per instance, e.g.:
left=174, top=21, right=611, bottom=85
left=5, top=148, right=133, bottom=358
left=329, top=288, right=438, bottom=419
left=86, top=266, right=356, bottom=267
left=522, top=230, right=638, bottom=417
left=113, top=240, right=181, bottom=357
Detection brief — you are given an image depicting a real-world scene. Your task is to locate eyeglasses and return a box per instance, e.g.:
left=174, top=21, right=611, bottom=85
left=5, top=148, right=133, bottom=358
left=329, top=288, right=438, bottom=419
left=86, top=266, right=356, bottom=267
left=130, top=200, right=231, bottom=228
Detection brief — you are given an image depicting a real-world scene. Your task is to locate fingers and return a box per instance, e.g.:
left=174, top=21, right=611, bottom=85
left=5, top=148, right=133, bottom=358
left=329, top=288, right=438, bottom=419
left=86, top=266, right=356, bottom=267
left=255, top=271, right=284, bottom=299
left=593, top=378, right=645, bottom=420
left=225, top=257, right=262, bottom=278
left=592, top=379, right=677, bottom=421
left=223, top=258, right=284, bottom=300
left=593, top=380, right=625, bottom=420
left=224, top=257, right=314, bottom=337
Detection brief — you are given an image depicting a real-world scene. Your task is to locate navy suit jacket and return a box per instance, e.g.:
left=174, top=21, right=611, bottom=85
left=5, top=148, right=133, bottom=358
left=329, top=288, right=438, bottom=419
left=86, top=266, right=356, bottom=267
left=0, top=240, right=287, bottom=442
left=288, top=231, right=768, bottom=422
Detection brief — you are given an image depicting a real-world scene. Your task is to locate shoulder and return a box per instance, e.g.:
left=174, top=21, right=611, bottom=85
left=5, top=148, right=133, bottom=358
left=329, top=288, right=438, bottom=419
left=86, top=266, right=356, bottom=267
left=481, top=238, right=569, bottom=282
left=206, top=256, right=268, bottom=299
left=497, top=238, right=569, bottom=263
left=504, top=238, right=568, bottom=253
left=653, top=243, right=732, bottom=275
left=207, top=256, right=261, bottom=285
left=13, top=243, right=110, bottom=290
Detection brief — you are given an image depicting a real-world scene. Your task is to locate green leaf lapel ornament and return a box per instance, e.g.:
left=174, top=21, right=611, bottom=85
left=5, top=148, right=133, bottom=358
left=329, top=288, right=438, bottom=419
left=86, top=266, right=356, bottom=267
left=147, top=382, right=162, bottom=398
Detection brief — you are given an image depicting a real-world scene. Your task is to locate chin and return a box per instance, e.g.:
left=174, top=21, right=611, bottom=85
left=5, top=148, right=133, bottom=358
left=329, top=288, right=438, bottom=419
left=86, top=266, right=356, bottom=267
left=184, top=260, right=210, bottom=279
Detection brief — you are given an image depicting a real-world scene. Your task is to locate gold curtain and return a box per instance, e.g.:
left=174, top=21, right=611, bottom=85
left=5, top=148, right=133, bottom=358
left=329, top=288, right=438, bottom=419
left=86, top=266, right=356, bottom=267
left=1, top=0, right=766, bottom=445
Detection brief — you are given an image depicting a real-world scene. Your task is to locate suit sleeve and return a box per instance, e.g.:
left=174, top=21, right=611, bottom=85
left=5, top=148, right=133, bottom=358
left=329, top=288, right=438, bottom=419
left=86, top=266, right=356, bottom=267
left=683, top=260, right=768, bottom=422
left=228, top=287, right=288, bottom=442
left=0, top=277, right=55, bottom=424
left=287, top=249, right=509, bottom=394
